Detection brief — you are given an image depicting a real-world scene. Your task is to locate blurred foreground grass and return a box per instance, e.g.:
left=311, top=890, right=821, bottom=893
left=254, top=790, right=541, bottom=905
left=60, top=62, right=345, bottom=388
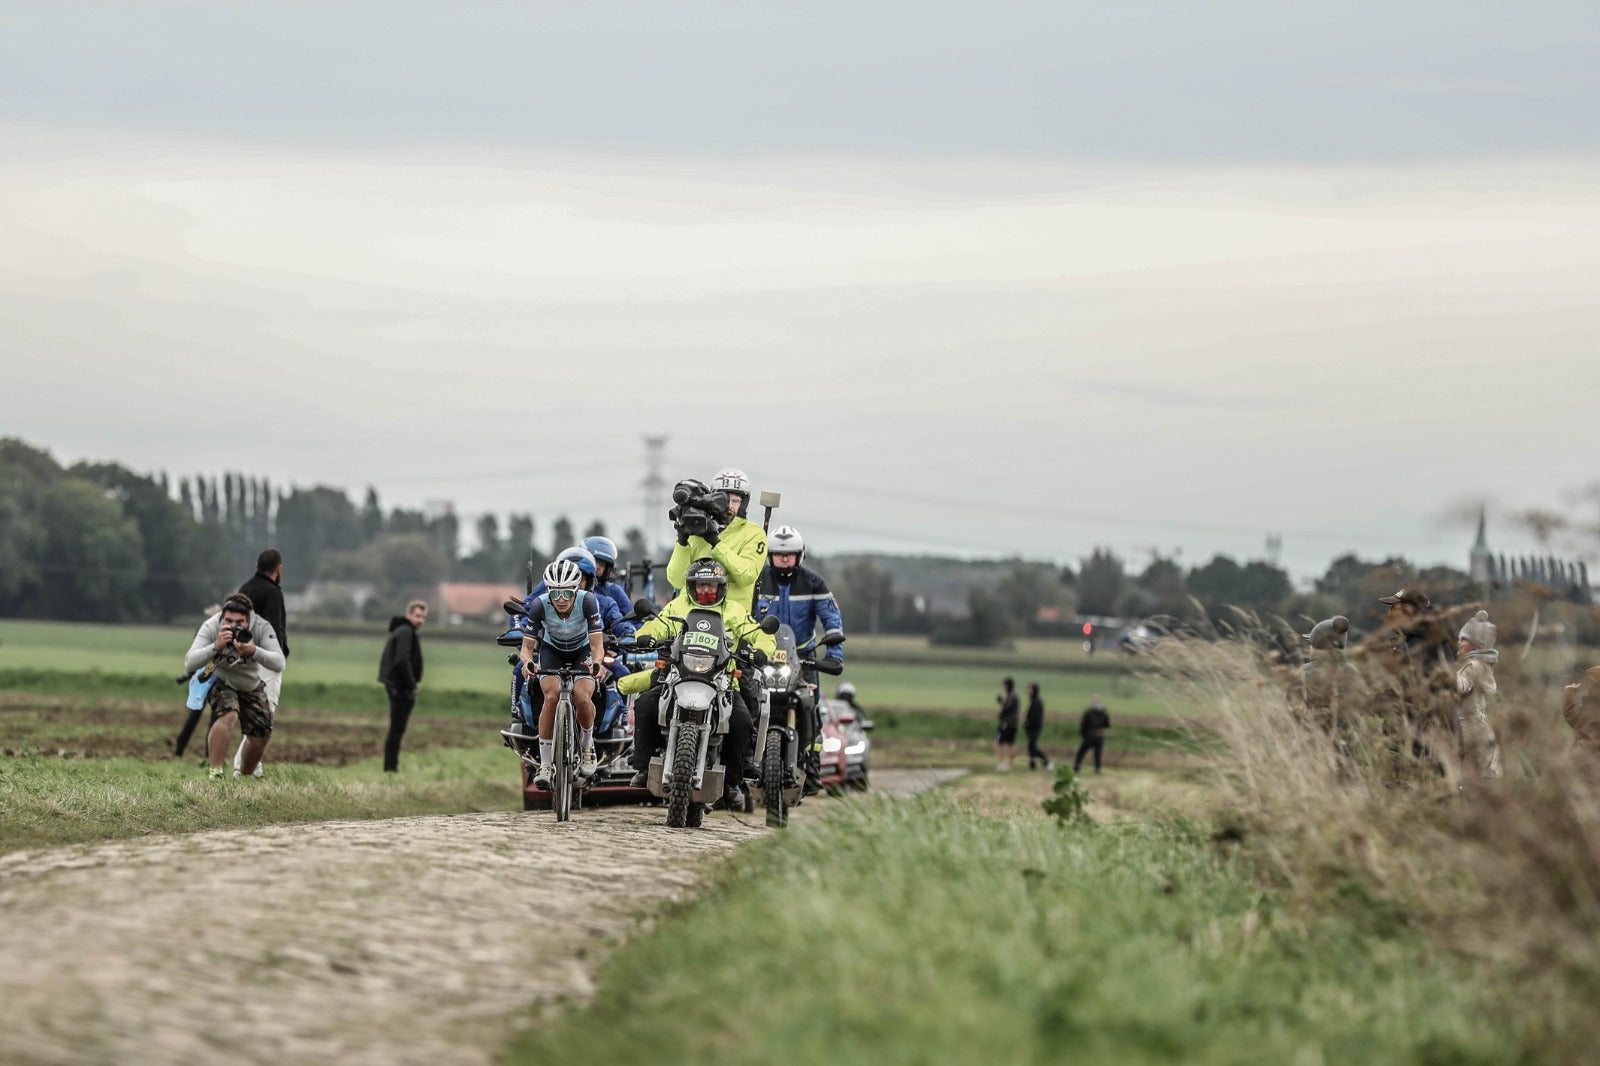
left=513, top=788, right=1515, bottom=1066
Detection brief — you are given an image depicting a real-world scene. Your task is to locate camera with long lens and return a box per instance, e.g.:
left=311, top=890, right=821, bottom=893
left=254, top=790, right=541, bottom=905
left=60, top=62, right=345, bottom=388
left=669, top=480, right=729, bottom=539
left=227, top=624, right=253, bottom=646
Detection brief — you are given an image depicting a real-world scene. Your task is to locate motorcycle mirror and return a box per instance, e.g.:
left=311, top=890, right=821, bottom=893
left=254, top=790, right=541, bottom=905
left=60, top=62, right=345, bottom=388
left=821, top=631, right=846, bottom=647
left=503, top=598, right=528, bottom=617
left=758, top=614, right=781, bottom=634
left=633, top=597, right=658, bottom=620
left=862, top=720, right=875, bottom=732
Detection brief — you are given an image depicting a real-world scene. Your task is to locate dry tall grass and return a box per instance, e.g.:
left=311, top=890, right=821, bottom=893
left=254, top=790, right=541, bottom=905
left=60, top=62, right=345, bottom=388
left=1146, top=621, right=1600, bottom=1056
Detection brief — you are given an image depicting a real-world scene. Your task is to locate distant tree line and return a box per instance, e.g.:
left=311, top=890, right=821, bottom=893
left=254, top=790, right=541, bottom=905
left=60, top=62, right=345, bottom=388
left=5, top=436, right=1594, bottom=640
left=0, top=438, right=646, bottom=623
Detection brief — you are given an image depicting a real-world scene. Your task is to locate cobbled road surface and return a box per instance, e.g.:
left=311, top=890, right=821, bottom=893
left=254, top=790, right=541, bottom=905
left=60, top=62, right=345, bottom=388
left=0, top=767, right=961, bottom=1066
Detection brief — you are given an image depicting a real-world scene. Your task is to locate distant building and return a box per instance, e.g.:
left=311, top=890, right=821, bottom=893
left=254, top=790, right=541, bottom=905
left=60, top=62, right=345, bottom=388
left=1470, top=509, right=1591, bottom=604
left=437, top=581, right=525, bottom=626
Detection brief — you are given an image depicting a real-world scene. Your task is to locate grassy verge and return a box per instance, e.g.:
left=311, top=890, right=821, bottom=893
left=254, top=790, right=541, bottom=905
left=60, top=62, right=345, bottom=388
left=510, top=789, right=1514, bottom=1065
left=0, top=742, right=518, bottom=854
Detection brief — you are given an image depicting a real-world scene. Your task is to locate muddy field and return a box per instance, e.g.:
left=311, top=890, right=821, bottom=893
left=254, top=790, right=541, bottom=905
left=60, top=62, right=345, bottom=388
left=0, top=692, right=490, bottom=764
left=0, top=768, right=960, bottom=1066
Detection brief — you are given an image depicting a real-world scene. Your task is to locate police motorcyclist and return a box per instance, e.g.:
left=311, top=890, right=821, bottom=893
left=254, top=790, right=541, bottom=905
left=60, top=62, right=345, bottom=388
left=620, top=558, right=775, bottom=808
left=583, top=535, right=636, bottom=624
left=755, top=524, right=845, bottom=790
left=834, top=680, right=873, bottom=732
left=665, top=468, right=767, bottom=611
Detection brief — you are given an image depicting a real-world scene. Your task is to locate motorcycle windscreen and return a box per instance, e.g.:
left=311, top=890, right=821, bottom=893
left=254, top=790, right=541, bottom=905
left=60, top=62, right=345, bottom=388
left=771, top=623, right=798, bottom=674
left=674, top=678, right=718, bottom=712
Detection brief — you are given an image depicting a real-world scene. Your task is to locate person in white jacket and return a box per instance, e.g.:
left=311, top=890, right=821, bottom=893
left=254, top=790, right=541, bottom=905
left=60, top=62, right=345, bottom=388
left=1455, top=610, right=1503, bottom=780
left=182, top=592, right=286, bottom=781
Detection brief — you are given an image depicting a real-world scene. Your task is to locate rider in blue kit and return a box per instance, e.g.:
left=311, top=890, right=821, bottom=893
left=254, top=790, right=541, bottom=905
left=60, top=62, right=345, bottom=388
left=754, top=525, right=845, bottom=790
left=518, top=559, right=607, bottom=788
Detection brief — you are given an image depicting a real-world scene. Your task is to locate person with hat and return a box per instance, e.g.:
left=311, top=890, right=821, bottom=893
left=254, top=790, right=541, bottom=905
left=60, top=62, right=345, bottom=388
left=1454, top=610, right=1503, bottom=779
left=1297, top=615, right=1367, bottom=737
left=665, top=468, right=768, bottom=610
left=1371, top=586, right=1460, bottom=766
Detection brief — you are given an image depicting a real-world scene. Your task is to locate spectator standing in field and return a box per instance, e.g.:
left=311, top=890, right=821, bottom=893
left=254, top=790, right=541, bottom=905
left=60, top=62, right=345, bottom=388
left=1024, top=683, right=1052, bottom=770
left=181, top=593, right=285, bottom=780
left=1454, top=611, right=1502, bottom=780
left=378, top=600, right=427, bottom=773
left=234, top=548, right=289, bottom=778
left=995, top=677, right=1020, bottom=771
left=1075, top=695, right=1110, bottom=774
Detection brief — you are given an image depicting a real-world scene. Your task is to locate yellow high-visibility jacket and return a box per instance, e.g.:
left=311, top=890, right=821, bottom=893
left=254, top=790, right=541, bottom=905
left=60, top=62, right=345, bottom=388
left=666, top=515, right=767, bottom=609
left=617, top=592, right=777, bottom=696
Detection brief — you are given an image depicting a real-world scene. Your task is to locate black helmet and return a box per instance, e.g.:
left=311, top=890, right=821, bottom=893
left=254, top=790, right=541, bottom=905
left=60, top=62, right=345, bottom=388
left=685, top=558, right=728, bottom=606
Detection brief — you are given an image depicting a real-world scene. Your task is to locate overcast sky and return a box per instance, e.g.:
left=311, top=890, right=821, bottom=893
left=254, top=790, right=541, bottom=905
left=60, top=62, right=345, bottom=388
left=1, top=2, right=1597, bottom=581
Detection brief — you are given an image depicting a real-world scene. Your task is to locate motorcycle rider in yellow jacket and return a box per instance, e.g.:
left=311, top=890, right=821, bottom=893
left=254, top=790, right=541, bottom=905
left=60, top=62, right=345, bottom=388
left=625, top=559, right=776, bottom=807
left=666, top=467, right=767, bottom=610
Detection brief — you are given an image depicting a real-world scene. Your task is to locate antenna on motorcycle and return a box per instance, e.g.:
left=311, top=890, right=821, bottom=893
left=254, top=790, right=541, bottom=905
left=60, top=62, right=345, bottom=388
left=758, top=489, right=781, bottom=534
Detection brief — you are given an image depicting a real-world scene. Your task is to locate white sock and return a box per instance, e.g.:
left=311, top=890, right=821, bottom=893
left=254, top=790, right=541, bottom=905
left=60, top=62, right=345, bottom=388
left=580, top=727, right=593, bottom=750
left=539, top=740, right=553, bottom=765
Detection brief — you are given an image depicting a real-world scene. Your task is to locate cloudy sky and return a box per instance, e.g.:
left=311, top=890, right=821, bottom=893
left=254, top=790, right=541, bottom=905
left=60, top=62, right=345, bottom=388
left=1, top=1, right=1597, bottom=580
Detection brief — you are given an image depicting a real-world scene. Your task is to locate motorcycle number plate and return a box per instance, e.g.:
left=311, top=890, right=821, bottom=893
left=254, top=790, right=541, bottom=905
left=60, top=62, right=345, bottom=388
left=772, top=649, right=787, bottom=664
left=683, top=631, right=719, bottom=650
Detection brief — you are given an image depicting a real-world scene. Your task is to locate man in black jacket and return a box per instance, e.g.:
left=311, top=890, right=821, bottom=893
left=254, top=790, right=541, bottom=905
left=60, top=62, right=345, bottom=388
left=1075, top=696, right=1111, bottom=774
left=378, top=600, right=428, bottom=772
left=233, top=548, right=289, bottom=777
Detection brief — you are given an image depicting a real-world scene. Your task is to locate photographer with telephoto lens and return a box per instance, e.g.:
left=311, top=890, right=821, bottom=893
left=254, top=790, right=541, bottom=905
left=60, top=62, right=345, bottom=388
left=181, top=592, right=285, bottom=781
left=665, top=468, right=768, bottom=609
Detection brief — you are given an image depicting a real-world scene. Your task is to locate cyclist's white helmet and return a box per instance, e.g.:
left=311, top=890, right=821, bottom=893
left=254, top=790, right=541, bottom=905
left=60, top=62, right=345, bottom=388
left=836, top=681, right=857, bottom=699
left=543, top=559, right=584, bottom=591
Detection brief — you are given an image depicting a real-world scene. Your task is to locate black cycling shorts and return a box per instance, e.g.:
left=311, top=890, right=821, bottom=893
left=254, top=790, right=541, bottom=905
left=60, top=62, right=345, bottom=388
left=537, top=644, right=594, bottom=674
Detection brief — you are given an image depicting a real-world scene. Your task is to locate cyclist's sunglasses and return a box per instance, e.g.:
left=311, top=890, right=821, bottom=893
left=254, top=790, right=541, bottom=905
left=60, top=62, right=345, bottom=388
left=549, top=589, right=576, bottom=602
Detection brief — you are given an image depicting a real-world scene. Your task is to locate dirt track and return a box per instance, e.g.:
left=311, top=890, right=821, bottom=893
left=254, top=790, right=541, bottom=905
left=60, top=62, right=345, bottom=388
left=0, top=768, right=961, bottom=1066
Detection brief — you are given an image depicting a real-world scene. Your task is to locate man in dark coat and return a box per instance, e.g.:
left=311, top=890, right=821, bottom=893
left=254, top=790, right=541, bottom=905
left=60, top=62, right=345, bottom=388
left=1075, top=695, right=1111, bottom=774
left=232, top=548, right=289, bottom=777
left=378, top=600, right=428, bottom=772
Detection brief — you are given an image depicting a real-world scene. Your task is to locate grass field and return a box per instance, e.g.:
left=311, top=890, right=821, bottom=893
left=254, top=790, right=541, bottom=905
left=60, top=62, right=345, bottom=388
left=513, top=785, right=1515, bottom=1066
left=0, top=618, right=1166, bottom=716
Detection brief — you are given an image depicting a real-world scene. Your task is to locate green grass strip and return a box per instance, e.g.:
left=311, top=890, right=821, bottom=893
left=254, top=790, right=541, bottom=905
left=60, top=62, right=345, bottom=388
left=510, top=793, right=1515, bottom=1066
left=0, top=744, right=517, bottom=853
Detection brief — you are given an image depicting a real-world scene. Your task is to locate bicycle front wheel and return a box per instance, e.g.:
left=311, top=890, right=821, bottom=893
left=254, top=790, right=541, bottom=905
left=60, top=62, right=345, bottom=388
left=553, top=696, right=573, bottom=822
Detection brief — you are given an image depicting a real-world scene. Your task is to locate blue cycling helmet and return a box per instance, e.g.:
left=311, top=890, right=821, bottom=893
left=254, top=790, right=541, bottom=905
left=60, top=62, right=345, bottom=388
left=583, top=536, right=618, bottom=566
left=555, top=546, right=597, bottom=578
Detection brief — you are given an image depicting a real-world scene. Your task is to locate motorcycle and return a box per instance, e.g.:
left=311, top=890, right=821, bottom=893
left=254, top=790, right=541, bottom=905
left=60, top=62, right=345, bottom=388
left=497, top=598, right=650, bottom=812
left=754, top=623, right=844, bottom=827
left=637, top=605, right=778, bottom=828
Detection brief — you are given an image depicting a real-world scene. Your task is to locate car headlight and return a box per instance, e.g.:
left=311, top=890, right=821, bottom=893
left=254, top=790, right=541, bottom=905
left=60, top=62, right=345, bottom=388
left=845, top=741, right=867, bottom=756
left=822, top=736, right=843, bottom=753
left=682, top=650, right=717, bottom=675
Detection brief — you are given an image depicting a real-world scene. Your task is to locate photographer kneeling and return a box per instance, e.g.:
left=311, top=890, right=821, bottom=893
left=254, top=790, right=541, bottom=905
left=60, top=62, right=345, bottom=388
left=182, top=592, right=286, bottom=781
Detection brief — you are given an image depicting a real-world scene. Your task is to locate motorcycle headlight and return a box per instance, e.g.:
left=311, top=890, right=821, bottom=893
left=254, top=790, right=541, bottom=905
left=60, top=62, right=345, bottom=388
left=778, top=665, right=791, bottom=681
left=822, top=736, right=843, bottom=753
left=682, top=650, right=717, bottom=675
left=761, top=665, right=776, bottom=681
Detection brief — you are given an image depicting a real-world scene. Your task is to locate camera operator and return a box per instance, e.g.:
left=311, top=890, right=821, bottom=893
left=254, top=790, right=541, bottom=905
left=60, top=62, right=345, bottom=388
left=181, top=592, right=285, bottom=781
left=665, top=467, right=768, bottom=609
